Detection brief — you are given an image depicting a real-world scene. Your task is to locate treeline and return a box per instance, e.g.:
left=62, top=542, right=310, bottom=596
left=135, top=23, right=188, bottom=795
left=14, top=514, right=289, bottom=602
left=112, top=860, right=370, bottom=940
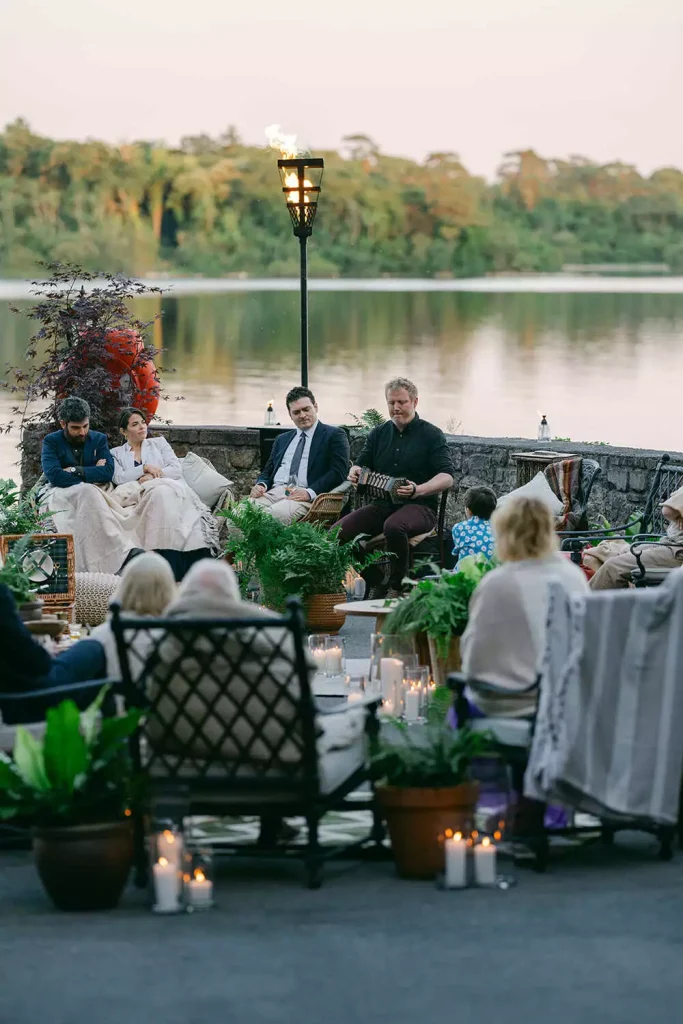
left=2, top=119, right=683, bottom=278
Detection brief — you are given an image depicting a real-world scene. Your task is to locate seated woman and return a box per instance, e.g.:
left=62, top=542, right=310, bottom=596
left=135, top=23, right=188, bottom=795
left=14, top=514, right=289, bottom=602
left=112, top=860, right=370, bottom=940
left=89, top=552, right=176, bottom=681
left=110, top=408, right=218, bottom=580
left=460, top=495, right=589, bottom=718
left=0, top=583, right=106, bottom=724
left=458, top=496, right=589, bottom=847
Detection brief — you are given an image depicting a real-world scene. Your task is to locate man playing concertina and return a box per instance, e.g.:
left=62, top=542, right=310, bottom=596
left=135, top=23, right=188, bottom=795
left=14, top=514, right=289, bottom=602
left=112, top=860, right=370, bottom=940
left=250, top=386, right=350, bottom=524
left=338, top=376, right=454, bottom=598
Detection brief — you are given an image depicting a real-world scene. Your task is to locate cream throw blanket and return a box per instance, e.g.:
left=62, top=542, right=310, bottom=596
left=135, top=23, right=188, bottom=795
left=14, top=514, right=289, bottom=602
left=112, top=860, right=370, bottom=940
left=43, top=478, right=219, bottom=575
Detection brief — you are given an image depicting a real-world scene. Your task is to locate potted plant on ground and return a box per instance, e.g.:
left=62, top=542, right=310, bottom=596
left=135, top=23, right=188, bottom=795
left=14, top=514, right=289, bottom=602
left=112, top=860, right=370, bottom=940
left=221, top=501, right=287, bottom=598
left=370, top=704, right=492, bottom=879
left=0, top=688, right=142, bottom=911
left=382, top=556, right=495, bottom=685
left=258, top=520, right=383, bottom=632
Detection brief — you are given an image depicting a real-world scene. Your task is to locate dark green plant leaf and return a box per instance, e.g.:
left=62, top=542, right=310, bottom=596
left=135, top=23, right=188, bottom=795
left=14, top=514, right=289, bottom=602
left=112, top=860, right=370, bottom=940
left=43, top=700, right=88, bottom=793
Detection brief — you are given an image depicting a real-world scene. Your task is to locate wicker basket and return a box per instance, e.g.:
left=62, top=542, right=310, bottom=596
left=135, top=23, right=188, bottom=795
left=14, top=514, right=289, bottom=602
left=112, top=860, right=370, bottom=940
left=304, top=592, right=346, bottom=634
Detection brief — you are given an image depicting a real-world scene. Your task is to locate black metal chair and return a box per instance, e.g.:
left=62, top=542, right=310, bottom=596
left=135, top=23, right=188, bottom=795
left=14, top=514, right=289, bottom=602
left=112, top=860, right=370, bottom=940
left=560, top=454, right=683, bottom=573
left=447, top=670, right=680, bottom=871
left=110, top=598, right=382, bottom=889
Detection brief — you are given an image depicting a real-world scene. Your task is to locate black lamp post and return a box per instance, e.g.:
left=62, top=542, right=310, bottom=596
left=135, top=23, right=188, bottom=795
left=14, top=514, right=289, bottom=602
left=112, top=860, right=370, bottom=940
left=277, top=156, right=324, bottom=388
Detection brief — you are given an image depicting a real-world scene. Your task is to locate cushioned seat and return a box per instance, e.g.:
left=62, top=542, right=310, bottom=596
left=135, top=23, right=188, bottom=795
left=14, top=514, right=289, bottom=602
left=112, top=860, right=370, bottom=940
left=75, top=571, right=120, bottom=626
left=469, top=716, right=532, bottom=748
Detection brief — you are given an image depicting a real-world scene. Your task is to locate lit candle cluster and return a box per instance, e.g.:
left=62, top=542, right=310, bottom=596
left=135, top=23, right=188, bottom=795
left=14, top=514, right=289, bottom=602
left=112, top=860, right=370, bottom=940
left=442, top=828, right=499, bottom=889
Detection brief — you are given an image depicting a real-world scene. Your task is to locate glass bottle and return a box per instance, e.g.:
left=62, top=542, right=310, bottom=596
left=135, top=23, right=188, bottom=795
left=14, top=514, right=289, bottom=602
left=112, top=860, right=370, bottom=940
left=264, top=401, right=276, bottom=426
left=538, top=414, right=550, bottom=442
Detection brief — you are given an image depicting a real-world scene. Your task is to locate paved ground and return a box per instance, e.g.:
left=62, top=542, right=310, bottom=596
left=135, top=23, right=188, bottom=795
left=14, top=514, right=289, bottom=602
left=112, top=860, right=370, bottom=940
left=2, top=834, right=682, bottom=1024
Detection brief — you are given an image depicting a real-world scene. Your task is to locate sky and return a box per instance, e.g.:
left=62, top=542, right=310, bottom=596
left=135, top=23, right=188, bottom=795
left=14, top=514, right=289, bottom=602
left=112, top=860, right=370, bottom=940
left=1, top=0, right=682, bottom=179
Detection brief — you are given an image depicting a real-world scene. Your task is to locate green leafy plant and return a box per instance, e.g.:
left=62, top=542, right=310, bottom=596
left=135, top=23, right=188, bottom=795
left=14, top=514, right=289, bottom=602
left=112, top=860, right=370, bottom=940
left=382, top=555, right=495, bottom=658
left=0, top=688, right=143, bottom=827
left=370, top=721, right=493, bottom=788
left=346, top=408, right=387, bottom=437
left=0, top=479, right=56, bottom=536
left=587, top=509, right=644, bottom=545
left=220, top=501, right=287, bottom=597
left=0, top=533, right=43, bottom=605
left=258, top=521, right=384, bottom=609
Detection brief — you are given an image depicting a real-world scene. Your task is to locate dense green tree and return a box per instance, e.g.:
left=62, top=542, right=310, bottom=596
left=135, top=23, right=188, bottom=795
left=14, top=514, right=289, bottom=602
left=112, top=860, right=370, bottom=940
left=1, top=119, right=682, bottom=278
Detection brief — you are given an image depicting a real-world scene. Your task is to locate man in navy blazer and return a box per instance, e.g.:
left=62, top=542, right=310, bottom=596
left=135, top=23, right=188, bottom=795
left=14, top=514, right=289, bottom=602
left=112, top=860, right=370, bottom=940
left=250, top=387, right=350, bottom=524
left=41, top=396, right=115, bottom=488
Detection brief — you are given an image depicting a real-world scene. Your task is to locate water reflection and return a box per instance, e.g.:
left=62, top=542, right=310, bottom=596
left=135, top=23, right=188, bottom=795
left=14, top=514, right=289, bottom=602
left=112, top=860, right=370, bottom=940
left=2, top=288, right=683, bottom=479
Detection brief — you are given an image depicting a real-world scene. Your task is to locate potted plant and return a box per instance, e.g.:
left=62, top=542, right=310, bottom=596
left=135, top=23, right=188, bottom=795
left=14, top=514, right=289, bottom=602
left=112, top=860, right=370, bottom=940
left=0, top=688, right=142, bottom=911
left=0, top=533, right=45, bottom=620
left=258, top=520, right=383, bottom=632
left=370, top=704, right=492, bottom=879
left=382, top=556, right=494, bottom=686
left=221, top=501, right=287, bottom=598
left=0, top=479, right=56, bottom=537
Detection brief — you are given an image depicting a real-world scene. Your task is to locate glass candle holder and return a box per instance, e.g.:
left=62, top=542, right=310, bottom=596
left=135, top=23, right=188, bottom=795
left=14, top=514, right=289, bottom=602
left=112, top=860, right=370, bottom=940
left=150, top=819, right=185, bottom=914
left=402, top=665, right=430, bottom=722
left=184, top=848, right=215, bottom=910
left=308, top=634, right=331, bottom=676
left=369, top=633, right=418, bottom=701
left=324, top=635, right=346, bottom=677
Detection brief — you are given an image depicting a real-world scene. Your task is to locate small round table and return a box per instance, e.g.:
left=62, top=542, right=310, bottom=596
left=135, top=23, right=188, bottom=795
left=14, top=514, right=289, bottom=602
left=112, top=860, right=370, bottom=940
left=333, top=598, right=400, bottom=632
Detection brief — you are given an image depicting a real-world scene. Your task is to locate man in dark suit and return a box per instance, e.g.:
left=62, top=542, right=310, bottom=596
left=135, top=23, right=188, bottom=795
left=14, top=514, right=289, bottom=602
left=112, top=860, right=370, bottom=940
left=41, top=396, right=115, bottom=488
left=250, top=387, right=350, bottom=523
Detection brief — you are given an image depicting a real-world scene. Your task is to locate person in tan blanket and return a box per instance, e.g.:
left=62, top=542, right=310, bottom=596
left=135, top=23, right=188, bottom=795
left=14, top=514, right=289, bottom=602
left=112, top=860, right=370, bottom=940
left=587, top=486, right=683, bottom=590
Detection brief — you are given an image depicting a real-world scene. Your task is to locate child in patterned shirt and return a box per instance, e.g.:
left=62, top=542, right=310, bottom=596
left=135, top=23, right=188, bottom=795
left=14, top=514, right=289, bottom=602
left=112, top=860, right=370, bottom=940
left=451, top=486, right=497, bottom=568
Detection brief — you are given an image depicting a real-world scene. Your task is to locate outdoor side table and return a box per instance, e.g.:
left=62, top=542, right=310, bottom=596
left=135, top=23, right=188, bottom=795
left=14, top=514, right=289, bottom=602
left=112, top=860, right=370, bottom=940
left=510, top=450, right=574, bottom=487
left=333, top=598, right=399, bottom=633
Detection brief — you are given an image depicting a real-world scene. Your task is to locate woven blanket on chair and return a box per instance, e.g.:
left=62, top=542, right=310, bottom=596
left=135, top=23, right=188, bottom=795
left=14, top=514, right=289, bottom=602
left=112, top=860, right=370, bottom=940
left=545, top=458, right=583, bottom=530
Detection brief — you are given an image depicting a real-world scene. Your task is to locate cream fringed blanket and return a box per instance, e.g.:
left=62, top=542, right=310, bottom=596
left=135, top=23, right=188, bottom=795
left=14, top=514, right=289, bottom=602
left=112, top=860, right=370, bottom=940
left=43, top=478, right=220, bottom=575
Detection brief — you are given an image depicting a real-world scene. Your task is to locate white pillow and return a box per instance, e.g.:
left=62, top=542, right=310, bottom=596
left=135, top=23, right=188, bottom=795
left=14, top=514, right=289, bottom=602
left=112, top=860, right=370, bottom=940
left=181, top=452, right=233, bottom=508
left=497, top=471, right=564, bottom=516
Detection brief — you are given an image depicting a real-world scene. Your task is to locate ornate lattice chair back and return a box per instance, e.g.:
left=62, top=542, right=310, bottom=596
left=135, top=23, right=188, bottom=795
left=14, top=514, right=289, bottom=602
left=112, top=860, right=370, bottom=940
left=110, top=598, right=319, bottom=796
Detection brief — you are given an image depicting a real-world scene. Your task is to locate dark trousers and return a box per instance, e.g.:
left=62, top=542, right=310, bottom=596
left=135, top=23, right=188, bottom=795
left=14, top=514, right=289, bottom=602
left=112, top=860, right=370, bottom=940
left=337, top=502, right=436, bottom=589
left=2, top=640, right=107, bottom=725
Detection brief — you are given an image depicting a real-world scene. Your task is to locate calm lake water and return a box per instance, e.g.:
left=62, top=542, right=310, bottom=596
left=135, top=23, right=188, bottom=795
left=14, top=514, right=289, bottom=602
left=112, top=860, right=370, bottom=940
left=2, top=279, right=683, bottom=480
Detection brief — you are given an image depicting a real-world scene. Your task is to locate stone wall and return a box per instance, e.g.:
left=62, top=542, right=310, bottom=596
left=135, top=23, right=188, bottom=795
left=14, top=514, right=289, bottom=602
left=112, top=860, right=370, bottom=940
left=21, top=423, right=682, bottom=527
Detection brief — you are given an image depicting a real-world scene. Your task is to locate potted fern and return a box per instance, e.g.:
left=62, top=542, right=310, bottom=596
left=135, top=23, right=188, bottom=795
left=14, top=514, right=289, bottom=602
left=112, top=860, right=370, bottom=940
left=0, top=533, right=45, bottom=621
left=382, top=556, right=494, bottom=685
left=370, top=702, right=492, bottom=879
left=0, top=688, right=142, bottom=912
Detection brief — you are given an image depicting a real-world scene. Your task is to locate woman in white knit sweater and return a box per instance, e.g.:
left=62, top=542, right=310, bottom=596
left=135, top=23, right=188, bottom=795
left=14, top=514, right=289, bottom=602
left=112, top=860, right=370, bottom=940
left=461, top=495, right=588, bottom=718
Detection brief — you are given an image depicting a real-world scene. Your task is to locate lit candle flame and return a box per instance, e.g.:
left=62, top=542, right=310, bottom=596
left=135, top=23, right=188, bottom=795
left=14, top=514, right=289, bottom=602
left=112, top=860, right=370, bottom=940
left=162, top=830, right=175, bottom=843
left=194, top=869, right=206, bottom=882
left=454, top=832, right=462, bottom=842
left=284, top=171, right=313, bottom=205
left=158, top=857, right=169, bottom=867
left=482, top=837, right=491, bottom=848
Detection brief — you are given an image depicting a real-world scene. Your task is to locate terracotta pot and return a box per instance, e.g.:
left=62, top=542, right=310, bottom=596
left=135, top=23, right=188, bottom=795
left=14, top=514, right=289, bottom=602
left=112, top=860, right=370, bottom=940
left=19, top=599, right=43, bottom=622
left=377, top=782, right=479, bottom=879
left=304, top=592, right=346, bottom=634
left=33, top=820, right=133, bottom=912
left=427, top=634, right=462, bottom=688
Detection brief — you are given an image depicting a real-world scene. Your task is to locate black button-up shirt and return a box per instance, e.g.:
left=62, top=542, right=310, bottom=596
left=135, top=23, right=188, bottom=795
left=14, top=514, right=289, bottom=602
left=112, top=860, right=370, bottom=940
left=357, top=413, right=453, bottom=511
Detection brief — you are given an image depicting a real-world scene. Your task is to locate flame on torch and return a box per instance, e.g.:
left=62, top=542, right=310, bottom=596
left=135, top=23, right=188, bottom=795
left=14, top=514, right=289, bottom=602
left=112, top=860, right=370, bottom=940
left=265, top=124, right=302, bottom=159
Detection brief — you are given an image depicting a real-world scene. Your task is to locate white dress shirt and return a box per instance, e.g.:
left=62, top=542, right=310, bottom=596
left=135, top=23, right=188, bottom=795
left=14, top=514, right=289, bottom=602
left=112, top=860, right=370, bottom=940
left=273, top=421, right=319, bottom=499
left=111, top=436, right=183, bottom=486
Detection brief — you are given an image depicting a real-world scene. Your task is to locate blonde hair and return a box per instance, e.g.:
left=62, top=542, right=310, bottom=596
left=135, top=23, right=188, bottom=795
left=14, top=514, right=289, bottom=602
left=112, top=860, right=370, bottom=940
left=492, top=496, right=559, bottom=563
left=116, top=552, right=176, bottom=616
left=385, top=377, right=418, bottom=401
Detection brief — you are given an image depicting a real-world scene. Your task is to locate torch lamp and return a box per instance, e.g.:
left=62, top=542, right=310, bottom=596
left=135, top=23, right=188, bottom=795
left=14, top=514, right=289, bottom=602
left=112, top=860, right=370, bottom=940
left=277, top=156, right=324, bottom=388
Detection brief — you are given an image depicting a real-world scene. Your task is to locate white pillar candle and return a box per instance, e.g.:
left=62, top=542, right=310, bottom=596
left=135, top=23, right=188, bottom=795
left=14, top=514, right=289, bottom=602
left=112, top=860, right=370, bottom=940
left=187, top=869, right=213, bottom=908
left=444, top=832, right=467, bottom=889
left=404, top=686, right=420, bottom=723
left=380, top=658, right=403, bottom=703
left=157, top=829, right=184, bottom=895
left=325, top=646, right=343, bottom=675
left=311, top=649, right=327, bottom=674
left=353, top=577, right=366, bottom=599
left=474, top=837, right=497, bottom=886
left=153, top=857, right=180, bottom=912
